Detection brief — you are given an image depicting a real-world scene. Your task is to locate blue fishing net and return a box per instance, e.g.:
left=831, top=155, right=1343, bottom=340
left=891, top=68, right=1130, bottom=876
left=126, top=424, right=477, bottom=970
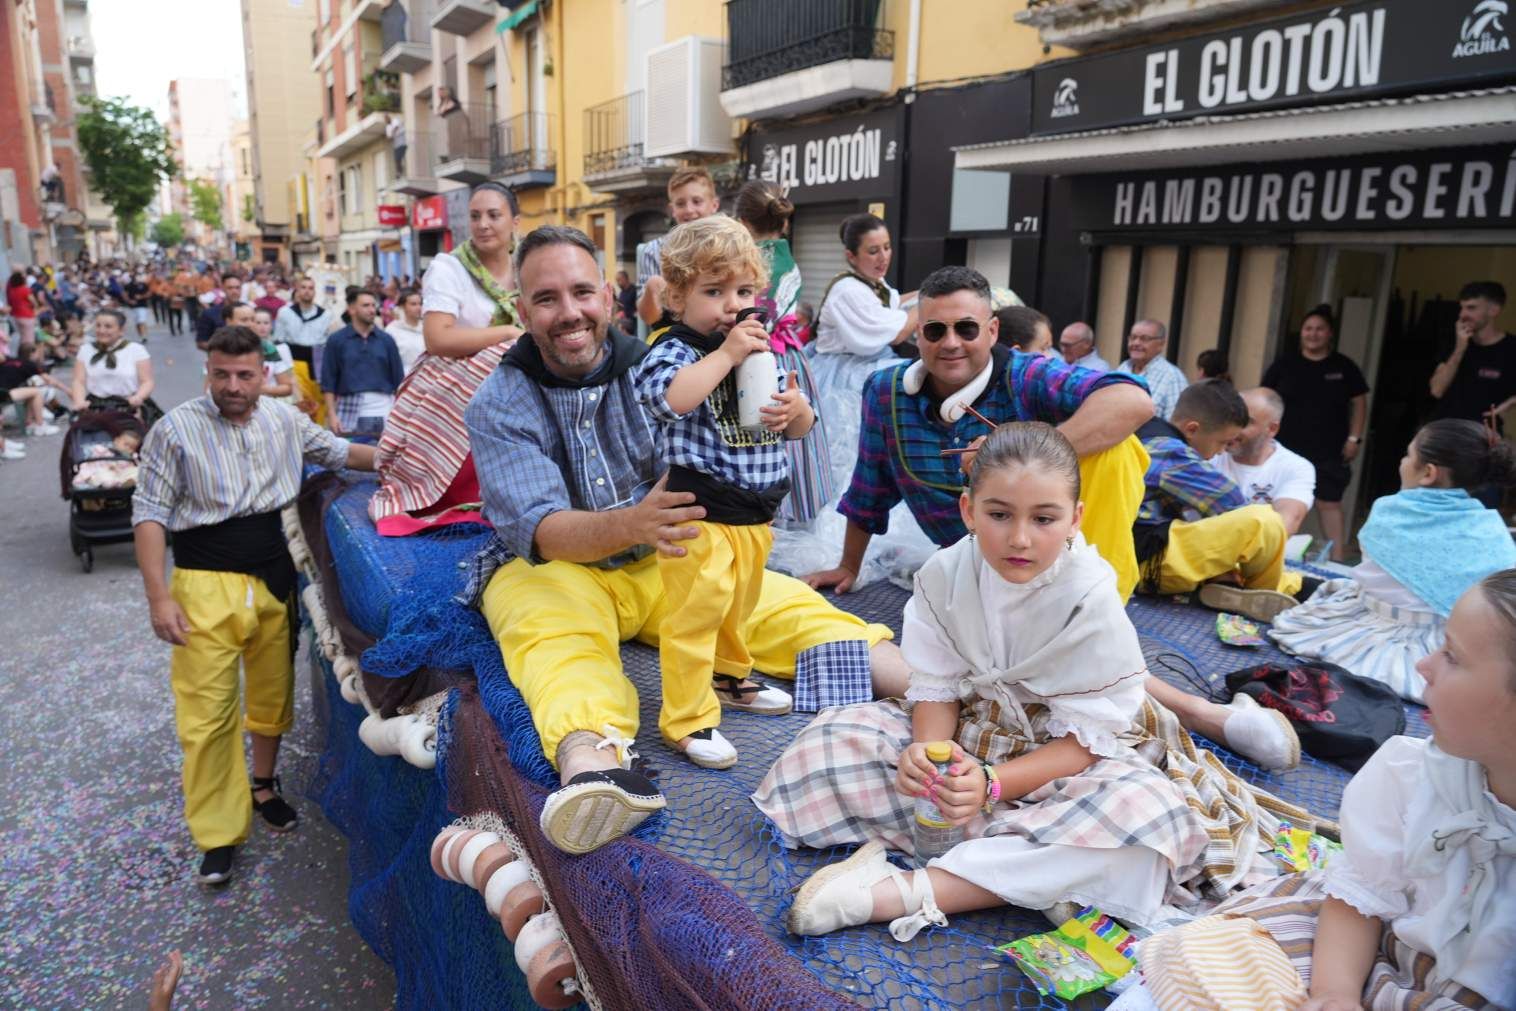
left=314, top=480, right=1428, bottom=1009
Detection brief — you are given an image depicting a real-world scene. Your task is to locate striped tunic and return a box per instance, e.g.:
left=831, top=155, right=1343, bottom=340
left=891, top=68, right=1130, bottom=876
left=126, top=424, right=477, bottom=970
left=133, top=395, right=351, bottom=531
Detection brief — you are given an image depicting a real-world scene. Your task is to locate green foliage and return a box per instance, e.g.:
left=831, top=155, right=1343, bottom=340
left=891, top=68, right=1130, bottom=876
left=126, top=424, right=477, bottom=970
left=75, top=96, right=177, bottom=236
left=242, top=193, right=256, bottom=223
left=189, top=178, right=224, bottom=231
left=151, top=212, right=184, bottom=248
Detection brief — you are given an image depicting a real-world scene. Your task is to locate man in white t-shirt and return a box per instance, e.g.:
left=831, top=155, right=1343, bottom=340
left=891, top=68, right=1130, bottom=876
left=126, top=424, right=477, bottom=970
left=1209, top=386, right=1315, bottom=535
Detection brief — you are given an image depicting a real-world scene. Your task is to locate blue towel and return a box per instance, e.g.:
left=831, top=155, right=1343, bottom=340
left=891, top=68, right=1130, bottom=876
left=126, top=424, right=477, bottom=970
left=1357, top=487, right=1516, bottom=617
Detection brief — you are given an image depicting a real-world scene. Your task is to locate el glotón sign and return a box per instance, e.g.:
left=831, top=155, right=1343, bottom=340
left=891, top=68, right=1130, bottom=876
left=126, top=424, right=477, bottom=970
left=1032, top=0, right=1516, bottom=135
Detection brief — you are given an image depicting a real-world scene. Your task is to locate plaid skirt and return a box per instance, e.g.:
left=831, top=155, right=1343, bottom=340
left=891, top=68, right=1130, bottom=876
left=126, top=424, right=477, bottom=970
left=753, top=698, right=1324, bottom=899
left=1212, top=873, right=1491, bottom=1009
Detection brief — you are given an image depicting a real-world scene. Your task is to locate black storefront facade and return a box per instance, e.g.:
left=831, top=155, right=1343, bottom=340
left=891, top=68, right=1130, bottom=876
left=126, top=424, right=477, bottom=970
left=741, top=103, right=908, bottom=305
left=955, top=0, right=1516, bottom=529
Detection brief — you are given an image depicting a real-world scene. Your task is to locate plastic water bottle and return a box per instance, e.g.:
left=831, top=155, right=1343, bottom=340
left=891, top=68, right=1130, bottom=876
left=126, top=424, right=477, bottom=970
left=733, top=306, right=778, bottom=434
left=912, top=741, right=963, bottom=867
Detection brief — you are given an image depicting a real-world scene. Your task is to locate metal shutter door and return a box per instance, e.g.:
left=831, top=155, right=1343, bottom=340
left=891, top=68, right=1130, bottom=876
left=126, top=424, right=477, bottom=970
left=789, top=201, right=853, bottom=309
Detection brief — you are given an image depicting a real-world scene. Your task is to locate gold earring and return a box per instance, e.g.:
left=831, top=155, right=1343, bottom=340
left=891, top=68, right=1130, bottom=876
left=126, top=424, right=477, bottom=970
left=1066, top=536, right=1074, bottom=551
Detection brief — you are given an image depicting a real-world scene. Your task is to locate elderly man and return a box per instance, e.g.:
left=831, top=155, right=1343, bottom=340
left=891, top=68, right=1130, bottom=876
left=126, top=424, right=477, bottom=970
left=805, top=265, right=1153, bottom=602
left=133, top=325, right=377, bottom=885
left=1210, top=387, right=1315, bottom=536
left=1118, top=319, right=1188, bottom=420
left=462, top=225, right=907, bottom=856
left=1059, top=321, right=1109, bottom=371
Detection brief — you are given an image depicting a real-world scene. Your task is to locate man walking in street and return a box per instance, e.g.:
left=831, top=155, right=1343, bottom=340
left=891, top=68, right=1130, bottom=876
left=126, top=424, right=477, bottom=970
left=1117, top=318, right=1188, bottom=420
left=132, top=325, right=376, bottom=884
left=195, top=273, right=243, bottom=349
left=320, top=289, right=403, bottom=436
left=1058, top=321, right=1110, bottom=371
left=272, top=274, right=332, bottom=374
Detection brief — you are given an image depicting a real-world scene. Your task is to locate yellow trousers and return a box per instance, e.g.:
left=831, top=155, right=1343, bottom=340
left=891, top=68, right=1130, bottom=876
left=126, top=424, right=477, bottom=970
left=1155, top=503, right=1304, bottom=597
left=170, top=569, right=294, bottom=850
left=480, top=552, right=892, bottom=767
left=656, top=521, right=772, bottom=743
left=1078, top=435, right=1149, bottom=603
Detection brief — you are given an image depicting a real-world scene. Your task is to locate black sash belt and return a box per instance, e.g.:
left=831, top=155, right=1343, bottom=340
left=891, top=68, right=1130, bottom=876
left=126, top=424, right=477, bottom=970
left=173, top=510, right=297, bottom=604
left=666, top=465, right=788, bottom=527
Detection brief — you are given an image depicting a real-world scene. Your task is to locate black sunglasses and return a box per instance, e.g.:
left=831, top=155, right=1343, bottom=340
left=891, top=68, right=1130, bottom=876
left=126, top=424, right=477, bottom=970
left=920, top=318, right=985, bottom=343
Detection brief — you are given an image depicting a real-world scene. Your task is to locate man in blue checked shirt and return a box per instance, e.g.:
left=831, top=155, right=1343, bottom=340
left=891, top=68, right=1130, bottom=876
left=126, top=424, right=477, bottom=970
left=462, top=225, right=911, bottom=856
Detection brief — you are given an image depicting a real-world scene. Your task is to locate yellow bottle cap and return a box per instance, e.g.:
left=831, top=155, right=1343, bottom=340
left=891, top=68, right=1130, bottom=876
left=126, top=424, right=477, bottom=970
left=925, top=741, right=953, bottom=763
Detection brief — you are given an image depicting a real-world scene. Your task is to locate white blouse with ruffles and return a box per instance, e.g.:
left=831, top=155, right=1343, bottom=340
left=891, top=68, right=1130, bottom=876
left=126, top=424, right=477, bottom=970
left=813, top=276, right=906, bottom=357
left=901, top=541, right=1148, bottom=758
left=1323, top=735, right=1515, bottom=1006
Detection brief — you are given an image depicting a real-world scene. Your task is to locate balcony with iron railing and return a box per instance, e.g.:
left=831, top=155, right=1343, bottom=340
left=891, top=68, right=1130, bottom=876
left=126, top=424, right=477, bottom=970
left=434, top=102, right=493, bottom=184
left=1015, top=0, right=1283, bottom=50
left=380, top=0, right=433, bottom=74
left=490, top=112, right=555, bottom=189
left=583, top=92, right=678, bottom=194
left=388, top=130, right=439, bottom=196
left=719, top=0, right=894, bottom=120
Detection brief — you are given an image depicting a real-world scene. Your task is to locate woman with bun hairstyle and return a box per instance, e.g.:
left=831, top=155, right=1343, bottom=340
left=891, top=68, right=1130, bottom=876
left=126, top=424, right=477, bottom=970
left=1262, top=305, right=1369, bottom=561
left=808, top=213, right=918, bottom=493
left=733, top=180, right=834, bottom=525
left=1270, top=418, right=1516, bottom=701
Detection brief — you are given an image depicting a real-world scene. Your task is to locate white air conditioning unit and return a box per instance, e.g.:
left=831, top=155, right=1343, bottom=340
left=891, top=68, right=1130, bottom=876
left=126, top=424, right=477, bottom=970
left=644, top=36, right=732, bottom=159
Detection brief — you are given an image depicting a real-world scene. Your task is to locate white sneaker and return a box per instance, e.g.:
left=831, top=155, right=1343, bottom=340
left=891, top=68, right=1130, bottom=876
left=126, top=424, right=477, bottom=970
left=2, top=446, right=25, bottom=460
left=787, top=840, right=948, bottom=940
left=676, top=727, right=738, bottom=770
left=25, top=422, right=60, bottom=436
left=1222, top=693, right=1300, bottom=771
left=3, top=438, right=23, bottom=452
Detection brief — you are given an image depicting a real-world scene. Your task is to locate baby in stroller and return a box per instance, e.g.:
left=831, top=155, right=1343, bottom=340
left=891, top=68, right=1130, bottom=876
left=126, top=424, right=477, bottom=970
left=72, top=427, right=141, bottom=493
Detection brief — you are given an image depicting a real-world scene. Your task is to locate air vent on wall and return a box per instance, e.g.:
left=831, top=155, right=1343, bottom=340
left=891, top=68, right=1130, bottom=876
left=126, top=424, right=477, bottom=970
left=645, top=36, right=732, bottom=159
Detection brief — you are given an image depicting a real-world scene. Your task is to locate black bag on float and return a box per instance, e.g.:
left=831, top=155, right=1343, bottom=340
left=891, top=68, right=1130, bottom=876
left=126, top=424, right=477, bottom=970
left=1223, top=661, right=1407, bottom=772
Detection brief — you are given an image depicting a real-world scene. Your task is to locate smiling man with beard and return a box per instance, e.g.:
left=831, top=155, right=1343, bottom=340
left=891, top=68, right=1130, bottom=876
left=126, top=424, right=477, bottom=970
left=461, top=225, right=912, bottom=856
left=132, top=325, right=377, bottom=886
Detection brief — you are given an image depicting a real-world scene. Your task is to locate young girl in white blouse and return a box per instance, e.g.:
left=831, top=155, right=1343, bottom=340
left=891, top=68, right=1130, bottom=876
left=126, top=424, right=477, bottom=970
left=757, top=423, right=1294, bottom=939
left=1120, top=570, right=1516, bottom=1010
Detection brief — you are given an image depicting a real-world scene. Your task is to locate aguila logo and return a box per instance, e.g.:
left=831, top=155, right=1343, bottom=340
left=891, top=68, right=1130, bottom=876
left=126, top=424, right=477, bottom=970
left=1051, top=78, right=1080, bottom=119
left=1454, top=0, right=1510, bottom=57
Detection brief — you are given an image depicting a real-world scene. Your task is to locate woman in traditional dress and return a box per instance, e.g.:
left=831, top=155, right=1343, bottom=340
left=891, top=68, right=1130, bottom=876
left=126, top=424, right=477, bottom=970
left=369, top=183, right=523, bottom=535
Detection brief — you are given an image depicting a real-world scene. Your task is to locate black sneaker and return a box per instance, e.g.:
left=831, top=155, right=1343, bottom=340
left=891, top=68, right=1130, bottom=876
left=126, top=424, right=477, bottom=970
left=538, top=768, right=666, bottom=855
left=197, top=845, right=235, bottom=886
left=251, top=776, right=299, bottom=833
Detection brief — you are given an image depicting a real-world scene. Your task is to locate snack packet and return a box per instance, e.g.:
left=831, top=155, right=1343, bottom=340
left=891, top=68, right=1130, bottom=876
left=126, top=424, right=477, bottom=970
left=1274, top=826, right=1343, bottom=872
left=1216, top=612, right=1267, bottom=646
left=995, top=906, right=1136, bottom=999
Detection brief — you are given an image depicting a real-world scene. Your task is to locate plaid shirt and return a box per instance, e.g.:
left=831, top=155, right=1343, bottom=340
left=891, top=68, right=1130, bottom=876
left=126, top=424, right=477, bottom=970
left=460, top=350, right=664, bottom=603
left=1117, top=354, right=1188, bottom=420
left=632, top=336, right=789, bottom=494
left=839, top=349, right=1145, bottom=544
left=1137, top=418, right=1246, bottom=525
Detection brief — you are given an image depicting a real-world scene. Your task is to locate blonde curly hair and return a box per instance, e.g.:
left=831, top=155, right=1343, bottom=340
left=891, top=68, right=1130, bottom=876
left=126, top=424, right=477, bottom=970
left=658, top=216, right=769, bottom=299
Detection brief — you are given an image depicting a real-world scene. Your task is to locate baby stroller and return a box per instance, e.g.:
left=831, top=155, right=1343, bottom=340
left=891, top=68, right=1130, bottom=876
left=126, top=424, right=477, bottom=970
left=59, top=408, right=146, bottom=572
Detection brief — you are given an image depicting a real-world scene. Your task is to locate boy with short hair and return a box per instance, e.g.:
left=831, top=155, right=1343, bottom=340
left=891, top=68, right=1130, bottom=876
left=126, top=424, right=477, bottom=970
left=638, top=166, right=721, bottom=329
left=1134, top=379, right=1302, bottom=621
left=632, top=216, right=815, bottom=769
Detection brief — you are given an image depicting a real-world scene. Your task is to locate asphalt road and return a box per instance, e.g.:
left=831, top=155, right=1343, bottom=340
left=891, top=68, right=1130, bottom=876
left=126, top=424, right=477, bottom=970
left=0, top=319, right=394, bottom=1009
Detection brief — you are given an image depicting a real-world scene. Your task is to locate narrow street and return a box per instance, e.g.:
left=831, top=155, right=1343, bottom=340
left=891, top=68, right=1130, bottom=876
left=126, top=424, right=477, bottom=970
left=0, top=320, right=393, bottom=1009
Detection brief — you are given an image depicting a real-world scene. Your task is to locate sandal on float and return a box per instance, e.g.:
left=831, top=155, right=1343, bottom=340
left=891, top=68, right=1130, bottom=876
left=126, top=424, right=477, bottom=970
left=713, top=674, right=792, bottom=716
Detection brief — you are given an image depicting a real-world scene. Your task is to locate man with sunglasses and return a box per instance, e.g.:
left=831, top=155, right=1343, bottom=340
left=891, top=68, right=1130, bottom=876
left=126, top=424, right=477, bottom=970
left=804, top=265, right=1154, bottom=603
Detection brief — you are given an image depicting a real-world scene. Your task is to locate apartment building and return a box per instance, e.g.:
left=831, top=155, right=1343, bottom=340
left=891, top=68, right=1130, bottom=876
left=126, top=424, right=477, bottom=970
left=241, top=0, right=324, bottom=265
left=0, top=0, right=109, bottom=266
left=167, top=78, right=235, bottom=250
left=310, top=0, right=397, bottom=279
left=230, top=119, right=259, bottom=257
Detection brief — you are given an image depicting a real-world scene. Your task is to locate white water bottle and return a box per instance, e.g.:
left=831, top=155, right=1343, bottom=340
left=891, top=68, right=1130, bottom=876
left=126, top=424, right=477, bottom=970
left=733, top=307, right=778, bottom=434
